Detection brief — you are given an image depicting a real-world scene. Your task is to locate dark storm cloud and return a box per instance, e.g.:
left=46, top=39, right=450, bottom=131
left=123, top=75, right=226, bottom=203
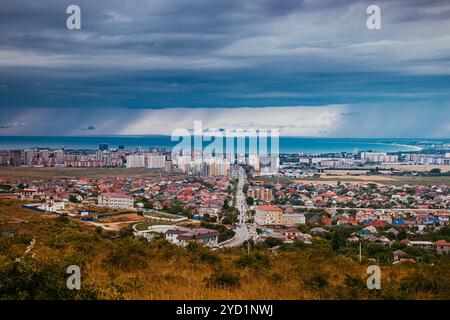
left=0, top=0, right=449, bottom=137
left=81, top=125, right=96, bottom=131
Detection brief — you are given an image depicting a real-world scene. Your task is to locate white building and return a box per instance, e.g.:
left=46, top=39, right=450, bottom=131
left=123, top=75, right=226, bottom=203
left=98, top=193, right=134, bottom=209
left=259, top=155, right=279, bottom=176
left=248, top=154, right=260, bottom=171
left=165, top=227, right=219, bottom=247
left=146, top=154, right=166, bottom=169
left=281, top=212, right=306, bottom=226
left=361, top=152, right=398, bottom=163
left=126, top=153, right=166, bottom=169
left=126, top=154, right=146, bottom=168
left=37, top=201, right=66, bottom=213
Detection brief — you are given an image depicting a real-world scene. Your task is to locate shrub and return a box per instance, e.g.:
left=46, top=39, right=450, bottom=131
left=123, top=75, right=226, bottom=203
left=235, top=252, right=270, bottom=270
left=104, top=237, right=148, bottom=271
left=204, top=270, right=240, bottom=289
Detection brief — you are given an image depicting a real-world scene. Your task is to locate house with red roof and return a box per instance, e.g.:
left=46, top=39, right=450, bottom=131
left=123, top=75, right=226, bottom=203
left=434, top=240, right=450, bottom=254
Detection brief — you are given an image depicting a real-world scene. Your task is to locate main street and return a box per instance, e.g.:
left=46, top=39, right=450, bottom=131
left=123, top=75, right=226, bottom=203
left=221, top=166, right=250, bottom=248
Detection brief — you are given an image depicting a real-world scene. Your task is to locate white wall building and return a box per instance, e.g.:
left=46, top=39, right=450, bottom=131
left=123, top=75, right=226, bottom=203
left=98, top=193, right=134, bottom=209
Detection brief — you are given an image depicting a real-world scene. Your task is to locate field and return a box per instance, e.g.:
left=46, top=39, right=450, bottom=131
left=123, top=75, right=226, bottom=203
left=0, top=200, right=449, bottom=300
left=0, top=167, right=180, bottom=180
left=364, top=164, right=450, bottom=173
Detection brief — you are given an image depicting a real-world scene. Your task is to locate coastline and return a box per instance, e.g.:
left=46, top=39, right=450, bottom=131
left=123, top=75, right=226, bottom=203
left=385, top=143, right=423, bottom=152
left=0, top=136, right=435, bottom=153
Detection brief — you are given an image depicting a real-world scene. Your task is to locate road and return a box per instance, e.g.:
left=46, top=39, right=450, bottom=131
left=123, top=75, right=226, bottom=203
left=221, top=166, right=250, bottom=248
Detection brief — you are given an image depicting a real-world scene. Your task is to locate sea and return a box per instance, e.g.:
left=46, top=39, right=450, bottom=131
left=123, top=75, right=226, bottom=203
left=0, top=136, right=442, bottom=154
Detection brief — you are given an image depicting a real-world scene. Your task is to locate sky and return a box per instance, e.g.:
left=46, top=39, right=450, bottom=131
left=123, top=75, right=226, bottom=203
left=0, top=0, right=449, bottom=137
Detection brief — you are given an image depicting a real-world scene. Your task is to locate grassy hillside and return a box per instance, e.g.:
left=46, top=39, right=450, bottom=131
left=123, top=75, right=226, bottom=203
left=0, top=200, right=449, bottom=300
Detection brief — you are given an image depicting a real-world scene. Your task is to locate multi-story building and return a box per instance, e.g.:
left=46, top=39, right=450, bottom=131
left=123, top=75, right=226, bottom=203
left=208, top=159, right=229, bottom=176
left=361, top=152, right=398, bottom=163
left=98, top=193, right=134, bottom=209
left=54, top=150, right=65, bottom=166
left=146, top=154, right=166, bottom=169
left=126, top=153, right=166, bottom=169
left=255, top=205, right=305, bottom=226
left=248, top=154, right=260, bottom=171
left=8, top=150, right=22, bottom=166
left=0, top=151, right=8, bottom=165
left=247, top=186, right=273, bottom=202
left=259, top=155, right=279, bottom=175
left=65, top=159, right=104, bottom=167
left=126, top=154, right=146, bottom=168
left=281, top=212, right=306, bottom=226
left=255, top=205, right=283, bottom=225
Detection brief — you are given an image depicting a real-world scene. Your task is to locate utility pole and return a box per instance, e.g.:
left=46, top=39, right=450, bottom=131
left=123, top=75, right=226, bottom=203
left=359, top=242, right=362, bottom=262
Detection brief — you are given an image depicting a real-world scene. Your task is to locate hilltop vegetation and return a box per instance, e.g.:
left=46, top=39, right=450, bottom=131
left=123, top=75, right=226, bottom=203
left=0, top=200, right=449, bottom=300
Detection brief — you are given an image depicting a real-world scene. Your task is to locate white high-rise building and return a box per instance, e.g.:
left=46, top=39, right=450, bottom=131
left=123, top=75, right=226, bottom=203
left=361, top=152, right=398, bottom=163
left=248, top=154, right=260, bottom=171
left=126, top=154, right=146, bottom=168
left=146, top=154, right=166, bottom=169
left=259, top=155, right=279, bottom=176
left=126, top=153, right=166, bottom=169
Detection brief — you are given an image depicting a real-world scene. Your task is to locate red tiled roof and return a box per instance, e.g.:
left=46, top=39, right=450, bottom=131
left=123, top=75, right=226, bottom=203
left=101, top=193, right=132, bottom=198
left=434, top=240, right=450, bottom=246
left=256, top=205, right=282, bottom=211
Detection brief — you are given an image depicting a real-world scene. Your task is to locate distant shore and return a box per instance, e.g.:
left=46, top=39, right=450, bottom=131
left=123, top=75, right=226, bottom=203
left=388, top=143, right=423, bottom=152
left=0, top=136, right=441, bottom=153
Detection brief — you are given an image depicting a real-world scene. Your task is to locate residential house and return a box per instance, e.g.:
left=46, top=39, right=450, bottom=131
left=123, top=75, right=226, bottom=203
left=165, top=227, right=219, bottom=247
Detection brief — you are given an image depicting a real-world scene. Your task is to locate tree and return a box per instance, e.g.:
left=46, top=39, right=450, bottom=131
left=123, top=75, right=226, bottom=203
left=397, top=229, right=408, bottom=241
left=246, top=197, right=254, bottom=206
left=222, top=199, right=229, bottom=210
left=430, top=168, right=441, bottom=174
left=69, top=195, right=80, bottom=203
left=264, top=237, right=283, bottom=248
left=222, top=216, right=233, bottom=225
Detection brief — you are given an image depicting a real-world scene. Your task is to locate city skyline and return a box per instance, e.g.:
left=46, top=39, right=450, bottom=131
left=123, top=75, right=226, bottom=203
left=1, top=0, right=450, bottom=137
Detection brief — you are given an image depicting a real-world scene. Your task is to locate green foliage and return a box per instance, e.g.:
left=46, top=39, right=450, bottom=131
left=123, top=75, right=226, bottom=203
left=222, top=199, right=229, bottom=210
left=187, top=242, right=220, bottom=265
left=200, top=222, right=235, bottom=242
left=430, top=168, right=441, bottom=174
left=399, top=263, right=450, bottom=298
left=235, top=252, right=270, bottom=270
left=104, top=237, right=148, bottom=271
left=68, top=195, right=80, bottom=203
left=0, top=257, right=97, bottom=300
left=204, top=270, right=240, bottom=289
left=264, top=237, right=283, bottom=248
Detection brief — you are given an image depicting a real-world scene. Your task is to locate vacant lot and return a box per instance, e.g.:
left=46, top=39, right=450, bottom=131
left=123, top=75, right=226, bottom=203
left=0, top=167, right=181, bottom=180
left=292, top=174, right=450, bottom=186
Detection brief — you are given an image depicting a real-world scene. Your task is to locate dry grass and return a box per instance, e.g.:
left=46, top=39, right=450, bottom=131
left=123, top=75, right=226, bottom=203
left=1, top=200, right=449, bottom=300
left=0, top=167, right=179, bottom=180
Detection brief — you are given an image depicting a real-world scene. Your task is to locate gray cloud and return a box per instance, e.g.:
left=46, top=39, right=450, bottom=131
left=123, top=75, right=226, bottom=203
left=0, top=1, right=449, bottom=137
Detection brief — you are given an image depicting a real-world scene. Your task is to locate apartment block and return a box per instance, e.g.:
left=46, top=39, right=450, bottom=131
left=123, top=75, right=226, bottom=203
left=98, top=193, right=134, bottom=209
